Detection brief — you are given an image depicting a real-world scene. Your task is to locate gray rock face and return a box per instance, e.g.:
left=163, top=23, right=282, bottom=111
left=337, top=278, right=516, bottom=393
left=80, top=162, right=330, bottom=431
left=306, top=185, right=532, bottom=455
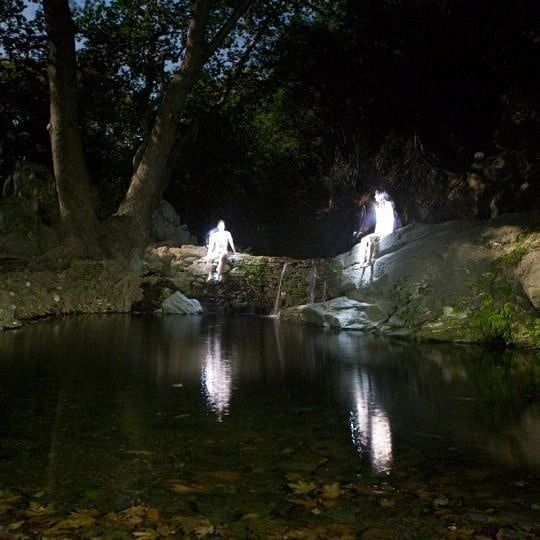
left=161, top=291, right=203, bottom=315
left=335, top=220, right=492, bottom=305
left=330, top=212, right=539, bottom=347
left=144, top=246, right=328, bottom=314
left=280, top=296, right=386, bottom=331
left=516, top=249, right=540, bottom=309
left=150, top=200, right=198, bottom=245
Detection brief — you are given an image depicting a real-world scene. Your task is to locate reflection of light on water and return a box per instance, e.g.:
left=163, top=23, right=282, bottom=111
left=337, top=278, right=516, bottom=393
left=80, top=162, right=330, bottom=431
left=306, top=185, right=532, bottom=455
left=201, top=332, right=232, bottom=421
left=370, top=412, right=392, bottom=473
left=349, top=371, right=393, bottom=474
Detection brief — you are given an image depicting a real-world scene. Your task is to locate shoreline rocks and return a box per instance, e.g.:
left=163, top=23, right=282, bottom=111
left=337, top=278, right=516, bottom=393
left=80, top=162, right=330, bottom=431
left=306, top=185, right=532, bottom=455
left=1, top=211, right=538, bottom=348
left=161, top=291, right=203, bottom=315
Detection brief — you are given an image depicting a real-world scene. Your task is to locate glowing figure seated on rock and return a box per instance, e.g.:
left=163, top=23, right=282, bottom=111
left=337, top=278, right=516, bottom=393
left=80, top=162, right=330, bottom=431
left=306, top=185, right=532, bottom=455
left=358, top=190, right=396, bottom=268
left=206, top=220, right=236, bottom=282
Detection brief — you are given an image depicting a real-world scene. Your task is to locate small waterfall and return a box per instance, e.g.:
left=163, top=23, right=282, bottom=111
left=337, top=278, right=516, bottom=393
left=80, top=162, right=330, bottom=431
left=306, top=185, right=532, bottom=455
left=308, top=260, right=317, bottom=304
left=272, top=262, right=288, bottom=316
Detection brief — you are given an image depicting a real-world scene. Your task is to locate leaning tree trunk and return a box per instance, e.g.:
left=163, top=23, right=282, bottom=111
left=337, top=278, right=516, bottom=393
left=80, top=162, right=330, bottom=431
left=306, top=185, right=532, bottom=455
left=115, top=0, right=252, bottom=240
left=44, top=0, right=99, bottom=254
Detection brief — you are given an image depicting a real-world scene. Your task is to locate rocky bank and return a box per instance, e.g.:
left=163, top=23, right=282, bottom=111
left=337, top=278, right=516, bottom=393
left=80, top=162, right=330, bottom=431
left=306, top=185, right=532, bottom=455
left=283, top=212, right=540, bottom=348
left=0, top=211, right=539, bottom=348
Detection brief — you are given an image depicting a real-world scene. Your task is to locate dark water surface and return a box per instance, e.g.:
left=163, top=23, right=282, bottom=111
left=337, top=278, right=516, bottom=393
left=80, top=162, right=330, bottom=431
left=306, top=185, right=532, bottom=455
left=0, top=315, right=538, bottom=536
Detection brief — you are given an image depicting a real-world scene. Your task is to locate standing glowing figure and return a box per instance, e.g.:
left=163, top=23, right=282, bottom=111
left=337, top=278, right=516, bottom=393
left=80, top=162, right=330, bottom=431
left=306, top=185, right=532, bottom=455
left=374, top=190, right=395, bottom=236
left=358, top=190, right=396, bottom=267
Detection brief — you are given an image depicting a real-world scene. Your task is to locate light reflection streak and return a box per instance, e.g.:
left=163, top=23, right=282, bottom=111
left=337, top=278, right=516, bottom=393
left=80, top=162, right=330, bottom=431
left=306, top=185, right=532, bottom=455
left=201, top=328, right=232, bottom=421
left=349, top=369, right=393, bottom=474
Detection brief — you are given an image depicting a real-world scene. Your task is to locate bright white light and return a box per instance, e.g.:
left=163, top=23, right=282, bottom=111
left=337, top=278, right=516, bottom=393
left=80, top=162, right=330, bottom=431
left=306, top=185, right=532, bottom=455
left=349, top=370, right=393, bottom=474
left=201, top=334, right=232, bottom=421
left=370, top=412, right=393, bottom=473
left=374, top=193, right=395, bottom=237
left=350, top=372, right=370, bottom=448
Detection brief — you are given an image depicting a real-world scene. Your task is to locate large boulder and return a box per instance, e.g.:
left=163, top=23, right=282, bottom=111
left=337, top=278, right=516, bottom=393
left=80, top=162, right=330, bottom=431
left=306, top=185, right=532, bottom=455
left=280, top=296, right=387, bottom=331
left=150, top=200, right=198, bottom=245
left=330, top=212, right=540, bottom=347
left=334, top=220, right=493, bottom=305
left=161, top=291, right=203, bottom=315
left=516, top=249, right=540, bottom=309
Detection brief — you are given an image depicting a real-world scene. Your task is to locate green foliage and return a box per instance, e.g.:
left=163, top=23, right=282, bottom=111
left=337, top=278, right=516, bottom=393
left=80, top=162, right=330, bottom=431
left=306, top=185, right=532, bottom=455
left=495, top=232, right=538, bottom=267
left=244, top=263, right=265, bottom=282
left=463, top=233, right=540, bottom=346
left=1, top=0, right=537, bottom=255
left=75, top=0, right=193, bottom=213
left=0, top=1, right=48, bottom=183
left=468, top=294, right=516, bottom=346
left=462, top=271, right=540, bottom=347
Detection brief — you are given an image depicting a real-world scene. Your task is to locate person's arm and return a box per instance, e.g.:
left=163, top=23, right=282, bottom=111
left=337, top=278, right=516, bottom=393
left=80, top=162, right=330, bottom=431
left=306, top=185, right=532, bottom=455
left=227, top=232, right=236, bottom=254
left=206, top=235, right=215, bottom=260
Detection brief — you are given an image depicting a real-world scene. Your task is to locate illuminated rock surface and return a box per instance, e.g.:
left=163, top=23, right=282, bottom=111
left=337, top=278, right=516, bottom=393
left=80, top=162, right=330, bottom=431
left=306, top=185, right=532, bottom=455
left=280, top=297, right=387, bottom=332
left=332, top=211, right=539, bottom=347
left=161, top=291, right=202, bottom=315
left=516, top=250, right=540, bottom=309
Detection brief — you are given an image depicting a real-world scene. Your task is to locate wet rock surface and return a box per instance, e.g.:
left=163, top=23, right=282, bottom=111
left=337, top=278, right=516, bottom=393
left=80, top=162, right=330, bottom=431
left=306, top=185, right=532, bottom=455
left=150, top=199, right=198, bottom=246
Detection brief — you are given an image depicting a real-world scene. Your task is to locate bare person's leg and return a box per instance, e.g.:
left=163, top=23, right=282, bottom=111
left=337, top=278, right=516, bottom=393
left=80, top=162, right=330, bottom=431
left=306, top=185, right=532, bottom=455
left=359, top=236, right=369, bottom=266
left=207, top=258, right=213, bottom=281
left=216, top=252, right=227, bottom=279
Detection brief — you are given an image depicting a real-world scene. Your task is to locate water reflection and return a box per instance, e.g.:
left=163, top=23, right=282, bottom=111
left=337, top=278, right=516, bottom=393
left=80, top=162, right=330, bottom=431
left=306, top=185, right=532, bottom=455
left=0, top=313, right=538, bottom=495
left=349, top=369, right=393, bottom=473
left=201, top=324, right=233, bottom=421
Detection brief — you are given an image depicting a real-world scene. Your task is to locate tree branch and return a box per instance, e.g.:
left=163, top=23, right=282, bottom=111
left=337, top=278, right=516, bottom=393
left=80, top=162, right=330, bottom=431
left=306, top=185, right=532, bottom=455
left=217, top=3, right=282, bottom=107
left=205, top=0, right=253, bottom=60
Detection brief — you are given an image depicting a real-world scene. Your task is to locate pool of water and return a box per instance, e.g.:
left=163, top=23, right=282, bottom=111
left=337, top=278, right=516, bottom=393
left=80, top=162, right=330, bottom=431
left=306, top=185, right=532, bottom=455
left=0, top=314, right=538, bottom=537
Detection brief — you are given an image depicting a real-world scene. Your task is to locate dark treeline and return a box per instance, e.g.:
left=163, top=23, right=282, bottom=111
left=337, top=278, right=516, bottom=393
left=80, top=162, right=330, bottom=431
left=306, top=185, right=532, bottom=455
left=1, top=0, right=538, bottom=257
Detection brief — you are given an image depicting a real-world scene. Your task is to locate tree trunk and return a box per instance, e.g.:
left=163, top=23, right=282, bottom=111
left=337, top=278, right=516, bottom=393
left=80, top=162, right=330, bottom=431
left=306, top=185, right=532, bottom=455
left=43, top=0, right=99, bottom=254
left=116, top=0, right=252, bottom=238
